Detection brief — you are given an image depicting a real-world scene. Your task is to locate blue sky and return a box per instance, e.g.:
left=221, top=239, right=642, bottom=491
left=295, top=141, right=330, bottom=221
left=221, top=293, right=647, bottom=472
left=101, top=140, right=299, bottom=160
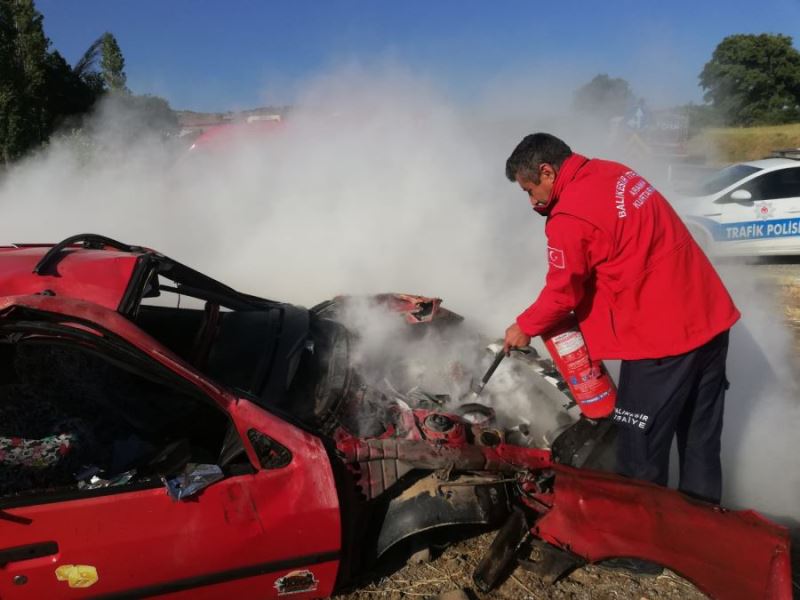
left=36, top=0, right=800, bottom=112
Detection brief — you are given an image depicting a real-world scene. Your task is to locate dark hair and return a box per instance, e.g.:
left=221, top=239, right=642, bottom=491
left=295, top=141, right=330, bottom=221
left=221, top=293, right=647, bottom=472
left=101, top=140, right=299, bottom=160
left=505, top=133, right=572, bottom=183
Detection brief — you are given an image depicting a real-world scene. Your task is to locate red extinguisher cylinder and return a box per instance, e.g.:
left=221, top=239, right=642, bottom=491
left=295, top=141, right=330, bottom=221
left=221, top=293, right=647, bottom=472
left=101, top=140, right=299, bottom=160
left=542, top=317, right=616, bottom=418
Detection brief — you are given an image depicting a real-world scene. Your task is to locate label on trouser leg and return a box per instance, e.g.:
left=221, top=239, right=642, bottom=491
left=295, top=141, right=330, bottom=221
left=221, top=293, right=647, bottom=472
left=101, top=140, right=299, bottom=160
left=611, top=407, right=650, bottom=430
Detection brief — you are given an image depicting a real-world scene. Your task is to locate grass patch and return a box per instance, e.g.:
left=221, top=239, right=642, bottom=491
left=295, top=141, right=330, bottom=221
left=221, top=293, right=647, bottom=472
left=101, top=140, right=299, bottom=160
left=688, top=123, right=800, bottom=164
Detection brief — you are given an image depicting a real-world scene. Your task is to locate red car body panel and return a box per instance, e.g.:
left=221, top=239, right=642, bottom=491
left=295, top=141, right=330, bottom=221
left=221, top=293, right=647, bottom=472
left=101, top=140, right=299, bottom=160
left=0, top=476, right=339, bottom=599
left=535, top=465, right=792, bottom=600
left=0, top=295, right=342, bottom=599
left=229, top=397, right=342, bottom=557
left=337, top=293, right=461, bottom=324
left=0, top=246, right=140, bottom=311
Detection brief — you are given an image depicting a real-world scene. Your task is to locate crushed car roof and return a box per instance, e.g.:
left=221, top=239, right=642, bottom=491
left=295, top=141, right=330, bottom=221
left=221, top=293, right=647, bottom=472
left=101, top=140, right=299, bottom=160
left=0, top=244, right=142, bottom=311
left=0, top=233, right=279, bottom=315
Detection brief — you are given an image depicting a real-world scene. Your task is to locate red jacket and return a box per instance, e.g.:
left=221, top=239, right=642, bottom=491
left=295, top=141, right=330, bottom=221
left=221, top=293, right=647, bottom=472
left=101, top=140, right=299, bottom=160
left=516, top=154, right=740, bottom=360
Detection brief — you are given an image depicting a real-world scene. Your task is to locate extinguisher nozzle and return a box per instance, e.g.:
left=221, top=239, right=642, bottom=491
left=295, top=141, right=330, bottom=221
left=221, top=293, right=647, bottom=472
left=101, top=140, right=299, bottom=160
left=468, top=350, right=507, bottom=399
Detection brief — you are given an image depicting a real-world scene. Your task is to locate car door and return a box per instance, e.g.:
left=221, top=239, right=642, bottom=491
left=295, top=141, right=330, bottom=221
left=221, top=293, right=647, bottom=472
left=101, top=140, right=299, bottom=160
left=0, top=319, right=341, bottom=599
left=751, top=166, right=800, bottom=255
left=0, top=403, right=341, bottom=600
left=715, top=166, right=800, bottom=255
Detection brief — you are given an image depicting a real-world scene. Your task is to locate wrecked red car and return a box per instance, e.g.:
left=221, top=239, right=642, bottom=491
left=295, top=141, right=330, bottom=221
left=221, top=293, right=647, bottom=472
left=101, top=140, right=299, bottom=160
left=0, top=234, right=791, bottom=599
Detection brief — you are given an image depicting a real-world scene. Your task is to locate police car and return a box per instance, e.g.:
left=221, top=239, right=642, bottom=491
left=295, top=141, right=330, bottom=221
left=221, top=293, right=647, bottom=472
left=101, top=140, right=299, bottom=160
left=674, top=150, right=800, bottom=256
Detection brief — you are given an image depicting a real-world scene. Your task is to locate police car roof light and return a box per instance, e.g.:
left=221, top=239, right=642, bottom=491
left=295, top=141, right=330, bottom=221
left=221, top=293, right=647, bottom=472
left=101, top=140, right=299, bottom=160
left=768, top=148, right=800, bottom=160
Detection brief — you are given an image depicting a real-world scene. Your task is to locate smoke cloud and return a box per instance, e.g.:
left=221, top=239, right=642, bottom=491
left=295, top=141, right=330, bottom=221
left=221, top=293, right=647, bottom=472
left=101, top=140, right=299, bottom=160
left=0, top=65, right=797, bottom=526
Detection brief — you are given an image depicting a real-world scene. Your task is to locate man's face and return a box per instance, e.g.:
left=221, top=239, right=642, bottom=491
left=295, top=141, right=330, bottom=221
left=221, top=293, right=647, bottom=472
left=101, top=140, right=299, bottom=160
left=516, top=164, right=556, bottom=209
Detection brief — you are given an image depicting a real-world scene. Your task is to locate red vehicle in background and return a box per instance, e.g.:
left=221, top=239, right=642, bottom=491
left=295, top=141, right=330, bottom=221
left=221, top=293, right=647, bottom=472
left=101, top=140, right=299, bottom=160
left=0, top=234, right=791, bottom=599
left=187, top=118, right=283, bottom=153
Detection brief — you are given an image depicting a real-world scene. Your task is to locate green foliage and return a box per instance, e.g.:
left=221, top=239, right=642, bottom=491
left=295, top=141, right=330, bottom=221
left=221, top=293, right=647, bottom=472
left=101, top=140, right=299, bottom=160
left=0, top=1, right=25, bottom=163
left=72, top=34, right=106, bottom=96
left=0, top=1, right=191, bottom=164
left=43, top=50, right=98, bottom=125
left=0, top=1, right=141, bottom=164
left=2, top=0, right=49, bottom=158
left=573, top=74, right=636, bottom=120
left=699, top=34, right=800, bottom=126
left=100, top=32, right=126, bottom=92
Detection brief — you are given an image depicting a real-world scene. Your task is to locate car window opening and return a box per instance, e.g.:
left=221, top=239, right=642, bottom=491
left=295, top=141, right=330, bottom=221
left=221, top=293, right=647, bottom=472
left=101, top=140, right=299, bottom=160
left=134, top=273, right=311, bottom=414
left=0, top=337, right=237, bottom=503
left=731, top=167, right=800, bottom=201
left=693, top=164, right=762, bottom=196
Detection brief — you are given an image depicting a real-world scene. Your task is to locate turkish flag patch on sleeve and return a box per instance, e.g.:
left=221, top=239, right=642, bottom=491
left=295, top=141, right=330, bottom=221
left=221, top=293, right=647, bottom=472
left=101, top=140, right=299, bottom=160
left=547, top=246, right=565, bottom=269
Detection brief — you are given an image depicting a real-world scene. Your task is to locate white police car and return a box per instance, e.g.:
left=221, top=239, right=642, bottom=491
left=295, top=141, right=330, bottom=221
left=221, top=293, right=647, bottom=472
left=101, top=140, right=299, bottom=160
left=675, top=151, right=800, bottom=256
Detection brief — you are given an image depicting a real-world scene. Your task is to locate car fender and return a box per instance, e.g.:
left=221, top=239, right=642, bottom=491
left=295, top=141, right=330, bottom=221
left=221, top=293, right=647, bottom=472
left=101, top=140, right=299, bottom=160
left=533, top=465, right=792, bottom=600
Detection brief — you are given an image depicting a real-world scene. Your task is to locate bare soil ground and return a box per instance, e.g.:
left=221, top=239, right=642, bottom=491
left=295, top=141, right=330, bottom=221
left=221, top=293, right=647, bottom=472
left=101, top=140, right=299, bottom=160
left=334, top=262, right=800, bottom=600
left=333, top=531, right=708, bottom=600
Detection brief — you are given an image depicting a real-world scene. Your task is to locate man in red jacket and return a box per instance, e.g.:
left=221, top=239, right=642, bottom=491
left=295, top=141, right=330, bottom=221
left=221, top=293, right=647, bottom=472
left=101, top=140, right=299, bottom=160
left=503, top=133, right=740, bottom=504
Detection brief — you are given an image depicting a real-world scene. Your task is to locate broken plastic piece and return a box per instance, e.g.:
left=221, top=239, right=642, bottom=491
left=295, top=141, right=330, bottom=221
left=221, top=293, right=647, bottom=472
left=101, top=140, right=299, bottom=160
left=518, top=539, right=584, bottom=584
left=77, top=469, right=136, bottom=490
left=164, top=463, right=223, bottom=500
left=74, top=465, right=102, bottom=482
left=473, top=508, right=530, bottom=592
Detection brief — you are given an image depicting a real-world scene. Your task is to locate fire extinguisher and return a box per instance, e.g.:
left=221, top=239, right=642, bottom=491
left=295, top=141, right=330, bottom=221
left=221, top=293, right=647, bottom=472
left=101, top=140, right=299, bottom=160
left=542, top=316, right=616, bottom=418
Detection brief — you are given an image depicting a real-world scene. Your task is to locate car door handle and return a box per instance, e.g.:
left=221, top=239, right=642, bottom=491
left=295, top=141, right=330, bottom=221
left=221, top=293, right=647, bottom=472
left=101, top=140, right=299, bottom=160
left=702, top=213, right=722, bottom=217
left=0, top=541, right=59, bottom=566
left=787, top=210, right=800, bottom=214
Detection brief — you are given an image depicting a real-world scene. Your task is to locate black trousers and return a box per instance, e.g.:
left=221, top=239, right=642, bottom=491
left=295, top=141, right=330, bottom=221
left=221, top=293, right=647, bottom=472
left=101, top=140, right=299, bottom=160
left=614, top=330, right=730, bottom=504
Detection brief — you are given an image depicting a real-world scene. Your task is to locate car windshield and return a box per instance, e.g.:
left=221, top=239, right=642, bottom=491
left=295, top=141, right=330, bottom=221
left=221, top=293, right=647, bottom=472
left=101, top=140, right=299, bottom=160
left=691, top=164, right=762, bottom=196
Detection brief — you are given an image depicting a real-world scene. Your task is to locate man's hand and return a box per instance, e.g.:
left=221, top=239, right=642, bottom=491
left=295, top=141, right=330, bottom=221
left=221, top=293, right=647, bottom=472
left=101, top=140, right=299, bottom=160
left=503, top=322, right=531, bottom=355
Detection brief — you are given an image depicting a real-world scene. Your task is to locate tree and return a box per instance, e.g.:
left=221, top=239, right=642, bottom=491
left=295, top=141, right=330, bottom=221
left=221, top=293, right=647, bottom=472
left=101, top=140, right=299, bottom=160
left=0, top=0, right=105, bottom=163
left=100, top=32, right=126, bottom=92
left=699, top=34, right=800, bottom=126
left=7, top=0, right=49, bottom=150
left=0, top=0, right=163, bottom=164
left=73, top=34, right=106, bottom=96
left=573, top=74, right=636, bottom=120
left=43, top=50, right=98, bottom=126
left=0, top=0, right=25, bottom=163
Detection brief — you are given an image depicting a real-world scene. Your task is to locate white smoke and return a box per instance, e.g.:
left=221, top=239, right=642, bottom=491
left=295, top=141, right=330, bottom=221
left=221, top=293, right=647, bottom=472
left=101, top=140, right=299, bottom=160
left=717, top=265, right=800, bottom=524
left=0, top=66, right=797, bottom=527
